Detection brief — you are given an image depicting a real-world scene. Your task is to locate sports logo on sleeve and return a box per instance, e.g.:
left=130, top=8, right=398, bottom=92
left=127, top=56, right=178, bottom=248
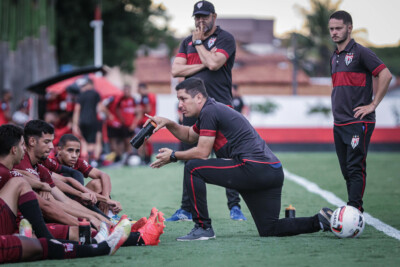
left=10, top=170, right=23, bottom=177
left=351, top=135, right=360, bottom=149
left=208, top=37, right=216, bottom=48
left=345, top=53, right=354, bottom=66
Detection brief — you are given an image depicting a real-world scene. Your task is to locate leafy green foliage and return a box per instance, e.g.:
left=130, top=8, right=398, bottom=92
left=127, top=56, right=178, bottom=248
left=250, top=100, right=279, bottom=114
left=55, top=0, right=177, bottom=72
left=308, top=103, right=332, bottom=117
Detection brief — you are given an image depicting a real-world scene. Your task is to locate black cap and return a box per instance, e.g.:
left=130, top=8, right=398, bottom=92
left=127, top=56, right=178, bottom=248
left=193, top=1, right=215, bottom=16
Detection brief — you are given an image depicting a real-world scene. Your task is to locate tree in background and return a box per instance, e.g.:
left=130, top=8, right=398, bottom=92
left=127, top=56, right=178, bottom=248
left=283, top=0, right=341, bottom=77
left=370, top=46, right=400, bottom=77
left=56, top=0, right=177, bottom=72
left=0, top=0, right=57, bottom=113
left=283, top=0, right=400, bottom=78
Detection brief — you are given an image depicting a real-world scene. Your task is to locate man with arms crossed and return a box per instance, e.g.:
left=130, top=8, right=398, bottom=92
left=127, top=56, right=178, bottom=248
left=170, top=0, right=245, bottom=222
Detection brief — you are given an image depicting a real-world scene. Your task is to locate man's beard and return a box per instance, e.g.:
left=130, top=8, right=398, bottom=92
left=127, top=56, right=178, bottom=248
left=203, top=19, right=214, bottom=33
left=39, top=155, right=48, bottom=161
left=196, top=18, right=215, bottom=34
left=333, top=29, right=349, bottom=44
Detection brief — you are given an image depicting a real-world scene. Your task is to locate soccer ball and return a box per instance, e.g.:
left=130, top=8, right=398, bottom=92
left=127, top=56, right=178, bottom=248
left=330, top=205, right=365, bottom=238
left=127, top=155, right=141, bottom=166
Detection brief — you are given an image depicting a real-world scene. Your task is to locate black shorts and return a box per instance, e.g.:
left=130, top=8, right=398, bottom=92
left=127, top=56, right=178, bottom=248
left=107, top=126, right=124, bottom=139
left=121, top=126, right=138, bottom=139
left=79, top=122, right=101, bottom=143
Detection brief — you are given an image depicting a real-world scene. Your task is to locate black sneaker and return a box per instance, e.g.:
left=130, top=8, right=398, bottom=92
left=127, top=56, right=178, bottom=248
left=176, top=226, right=216, bottom=241
left=318, top=207, right=333, bottom=231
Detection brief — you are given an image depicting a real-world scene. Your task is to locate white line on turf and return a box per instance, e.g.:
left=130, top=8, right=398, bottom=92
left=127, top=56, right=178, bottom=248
left=284, top=169, right=400, bottom=241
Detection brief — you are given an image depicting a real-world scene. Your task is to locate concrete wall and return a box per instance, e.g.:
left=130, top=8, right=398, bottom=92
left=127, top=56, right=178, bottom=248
left=155, top=94, right=400, bottom=128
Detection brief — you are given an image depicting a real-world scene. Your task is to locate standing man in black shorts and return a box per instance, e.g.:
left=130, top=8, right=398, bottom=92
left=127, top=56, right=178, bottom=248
left=72, top=77, right=103, bottom=167
left=329, top=11, right=392, bottom=213
left=170, top=0, right=245, bottom=221
left=146, top=77, right=332, bottom=240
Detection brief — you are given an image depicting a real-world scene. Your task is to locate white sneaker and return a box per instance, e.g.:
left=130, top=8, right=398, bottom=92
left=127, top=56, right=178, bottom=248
left=94, top=221, right=109, bottom=244
left=106, top=218, right=130, bottom=255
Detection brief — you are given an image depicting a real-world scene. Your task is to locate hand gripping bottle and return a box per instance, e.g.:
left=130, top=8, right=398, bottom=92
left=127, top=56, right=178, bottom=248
left=130, top=121, right=157, bottom=149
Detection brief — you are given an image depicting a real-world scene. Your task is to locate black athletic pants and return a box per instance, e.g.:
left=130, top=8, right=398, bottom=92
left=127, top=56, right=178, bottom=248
left=334, top=122, right=375, bottom=213
left=180, top=116, right=241, bottom=211
left=184, top=158, right=321, bottom=236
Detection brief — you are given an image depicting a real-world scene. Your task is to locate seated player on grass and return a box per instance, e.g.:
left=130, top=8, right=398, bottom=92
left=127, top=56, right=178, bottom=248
left=49, top=134, right=122, bottom=219
left=0, top=171, right=132, bottom=264
left=0, top=124, right=105, bottom=244
left=46, top=133, right=166, bottom=247
left=2, top=123, right=117, bottom=243
left=1, top=217, right=131, bottom=264
left=1, top=124, right=165, bottom=252
left=0, top=170, right=130, bottom=264
left=14, top=120, right=111, bottom=232
left=1, top=123, right=82, bottom=242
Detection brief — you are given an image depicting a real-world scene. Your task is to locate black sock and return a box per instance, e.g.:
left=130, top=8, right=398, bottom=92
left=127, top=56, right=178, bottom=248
left=39, top=238, right=110, bottom=259
left=122, top=232, right=145, bottom=247
left=18, top=192, right=54, bottom=239
left=75, top=241, right=110, bottom=257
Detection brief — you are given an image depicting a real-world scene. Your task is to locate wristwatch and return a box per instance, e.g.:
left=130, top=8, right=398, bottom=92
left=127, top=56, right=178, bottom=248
left=193, top=39, right=202, bottom=46
left=170, top=150, right=178, bottom=162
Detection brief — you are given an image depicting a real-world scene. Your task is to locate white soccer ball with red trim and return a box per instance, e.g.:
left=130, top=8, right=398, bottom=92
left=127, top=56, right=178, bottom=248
left=330, top=205, right=365, bottom=238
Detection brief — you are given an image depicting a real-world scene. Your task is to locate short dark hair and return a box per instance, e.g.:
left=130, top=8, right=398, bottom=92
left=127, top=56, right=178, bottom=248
left=175, top=77, right=208, bottom=98
left=0, top=124, right=24, bottom=156
left=330, top=10, right=353, bottom=26
left=24, top=120, right=54, bottom=145
left=58, top=134, right=80, bottom=148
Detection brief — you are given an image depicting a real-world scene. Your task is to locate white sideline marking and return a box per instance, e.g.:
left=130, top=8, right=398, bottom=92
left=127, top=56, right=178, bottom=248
left=284, top=169, right=400, bottom=241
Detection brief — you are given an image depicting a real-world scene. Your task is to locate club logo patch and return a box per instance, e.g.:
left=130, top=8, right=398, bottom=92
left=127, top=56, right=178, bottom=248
left=345, top=53, right=354, bottom=66
left=208, top=37, right=216, bottom=48
left=197, top=2, right=203, bottom=8
left=63, top=243, right=74, bottom=252
left=351, top=135, right=359, bottom=149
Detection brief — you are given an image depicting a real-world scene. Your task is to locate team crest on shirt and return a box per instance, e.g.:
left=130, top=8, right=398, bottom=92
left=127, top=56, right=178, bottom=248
left=208, top=37, right=216, bottom=48
left=345, top=53, right=354, bottom=66
left=351, top=135, right=360, bottom=149
left=26, top=168, right=39, bottom=176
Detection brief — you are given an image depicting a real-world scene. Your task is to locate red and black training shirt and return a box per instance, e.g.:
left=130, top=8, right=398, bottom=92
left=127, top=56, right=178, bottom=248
left=330, top=39, right=386, bottom=125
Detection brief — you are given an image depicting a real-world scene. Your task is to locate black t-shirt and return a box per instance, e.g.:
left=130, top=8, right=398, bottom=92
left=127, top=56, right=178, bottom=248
left=330, top=39, right=386, bottom=125
left=77, top=89, right=101, bottom=125
left=193, top=98, right=280, bottom=164
left=176, top=26, right=236, bottom=106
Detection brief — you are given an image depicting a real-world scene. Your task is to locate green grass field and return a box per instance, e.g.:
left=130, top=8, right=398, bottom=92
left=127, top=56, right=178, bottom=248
left=8, top=152, right=400, bottom=266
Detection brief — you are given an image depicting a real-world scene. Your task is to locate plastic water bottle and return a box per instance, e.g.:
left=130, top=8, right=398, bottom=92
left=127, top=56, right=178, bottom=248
left=285, top=205, right=296, bottom=218
left=130, top=121, right=157, bottom=149
left=79, top=219, right=91, bottom=245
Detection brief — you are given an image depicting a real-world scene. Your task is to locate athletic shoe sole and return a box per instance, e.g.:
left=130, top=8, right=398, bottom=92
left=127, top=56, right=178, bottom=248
left=176, top=235, right=216, bottom=241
